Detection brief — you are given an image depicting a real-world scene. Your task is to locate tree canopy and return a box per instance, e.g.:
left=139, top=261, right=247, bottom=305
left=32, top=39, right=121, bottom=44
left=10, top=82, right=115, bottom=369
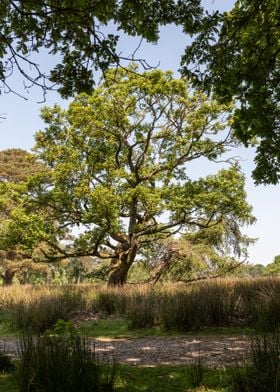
left=0, top=149, right=50, bottom=284
left=0, top=68, right=254, bottom=285
left=182, top=0, right=280, bottom=184
left=0, top=148, right=47, bottom=183
left=0, top=0, right=205, bottom=98
left=1, top=1, right=279, bottom=186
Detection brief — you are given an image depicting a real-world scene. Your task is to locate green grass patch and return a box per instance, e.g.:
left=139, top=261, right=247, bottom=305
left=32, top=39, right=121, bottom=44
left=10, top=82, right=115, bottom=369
left=0, top=322, right=19, bottom=337
left=78, top=317, right=176, bottom=338
left=116, top=365, right=229, bottom=392
left=78, top=318, right=130, bottom=338
left=194, top=326, right=252, bottom=336
left=77, top=317, right=251, bottom=339
left=0, top=315, right=252, bottom=340
left=0, top=365, right=230, bottom=392
left=0, top=374, right=18, bottom=392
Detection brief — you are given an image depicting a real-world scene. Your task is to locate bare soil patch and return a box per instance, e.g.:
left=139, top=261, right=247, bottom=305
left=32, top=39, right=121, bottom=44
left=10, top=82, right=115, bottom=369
left=0, top=335, right=249, bottom=368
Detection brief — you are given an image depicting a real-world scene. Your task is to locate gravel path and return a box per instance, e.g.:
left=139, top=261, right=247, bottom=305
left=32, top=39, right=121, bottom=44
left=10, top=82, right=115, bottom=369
left=0, top=335, right=250, bottom=368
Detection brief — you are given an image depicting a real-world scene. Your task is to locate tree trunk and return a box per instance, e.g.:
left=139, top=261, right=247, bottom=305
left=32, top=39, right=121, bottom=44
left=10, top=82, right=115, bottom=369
left=108, top=241, right=138, bottom=286
left=1, top=269, right=16, bottom=286
left=107, top=261, right=130, bottom=286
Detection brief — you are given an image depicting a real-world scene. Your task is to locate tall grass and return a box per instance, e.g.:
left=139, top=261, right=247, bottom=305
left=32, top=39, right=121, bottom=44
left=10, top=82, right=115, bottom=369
left=16, top=333, right=116, bottom=392
left=1, top=278, right=280, bottom=333
left=230, top=331, right=280, bottom=392
left=0, top=285, right=89, bottom=333
left=159, top=282, right=235, bottom=331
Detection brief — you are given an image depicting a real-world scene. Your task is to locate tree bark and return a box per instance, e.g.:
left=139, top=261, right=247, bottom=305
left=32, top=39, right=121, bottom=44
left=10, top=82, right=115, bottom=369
left=108, top=241, right=138, bottom=286
left=1, top=268, right=16, bottom=286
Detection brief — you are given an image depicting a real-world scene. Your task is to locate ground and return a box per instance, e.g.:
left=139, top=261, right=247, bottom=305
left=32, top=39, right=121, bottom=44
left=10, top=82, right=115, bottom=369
left=0, top=334, right=249, bottom=368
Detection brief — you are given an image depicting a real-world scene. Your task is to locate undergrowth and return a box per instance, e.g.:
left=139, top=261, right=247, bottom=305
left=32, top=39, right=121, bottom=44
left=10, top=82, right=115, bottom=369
left=1, top=278, right=280, bottom=334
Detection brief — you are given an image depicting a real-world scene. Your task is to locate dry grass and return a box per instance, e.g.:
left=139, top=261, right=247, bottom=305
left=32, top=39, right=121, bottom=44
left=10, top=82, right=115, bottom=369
left=1, top=278, right=280, bottom=333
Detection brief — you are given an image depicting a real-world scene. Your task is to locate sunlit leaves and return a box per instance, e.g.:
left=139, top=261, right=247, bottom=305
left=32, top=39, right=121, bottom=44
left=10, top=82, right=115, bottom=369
left=31, top=68, right=253, bottom=263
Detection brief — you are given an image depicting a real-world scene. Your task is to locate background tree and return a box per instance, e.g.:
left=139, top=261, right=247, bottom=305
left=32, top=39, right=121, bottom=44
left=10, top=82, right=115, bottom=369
left=0, top=149, right=47, bottom=183
left=0, top=68, right=255, bottom=285
left=144, top=211, right=255, bottom=284
left=273, top=255, right=280, bottom=265
left=258, top=254, right=280, bottom=276
left=182, top=0, right=280, bottom=184
left=0, top=0, right=207, bottom=98
left=56, top=256, right=99, bottom=284
left=0, top=149, right=50, bottom=285
left=0, top=253, right=51, bottom=285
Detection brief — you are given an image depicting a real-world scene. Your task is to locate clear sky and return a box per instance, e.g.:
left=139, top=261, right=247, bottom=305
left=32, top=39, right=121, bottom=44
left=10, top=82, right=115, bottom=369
left=0, top=0, right=279, bottom=265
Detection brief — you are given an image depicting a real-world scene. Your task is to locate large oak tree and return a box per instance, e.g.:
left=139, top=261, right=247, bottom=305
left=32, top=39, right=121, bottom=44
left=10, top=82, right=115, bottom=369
left=0, top=68, right=253, bottom=285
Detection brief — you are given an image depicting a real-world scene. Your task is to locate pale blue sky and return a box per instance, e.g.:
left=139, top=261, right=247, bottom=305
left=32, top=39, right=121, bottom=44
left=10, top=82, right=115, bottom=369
left=1, top=0, right=279, bottom=265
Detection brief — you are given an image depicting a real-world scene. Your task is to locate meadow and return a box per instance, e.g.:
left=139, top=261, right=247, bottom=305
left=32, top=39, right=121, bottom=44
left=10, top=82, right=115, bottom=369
left=1, top=277, right=280, bottom=391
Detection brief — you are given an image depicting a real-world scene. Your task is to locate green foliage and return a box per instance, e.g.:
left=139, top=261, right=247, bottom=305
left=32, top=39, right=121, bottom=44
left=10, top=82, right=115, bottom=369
left=0, top=149, right=53, bottom=285
left=52, top=318, right=76, bottom=336
left=264, top=255, right=280, bottom=276
left=0, top=1, right=206, bottom=98
left=182, top=0, right=280, bottom=184
left=273, top=255, right=280, bottom=265
left=233, top=263, right=265, bottom=278
left=0, top=67, right=254, bottom=285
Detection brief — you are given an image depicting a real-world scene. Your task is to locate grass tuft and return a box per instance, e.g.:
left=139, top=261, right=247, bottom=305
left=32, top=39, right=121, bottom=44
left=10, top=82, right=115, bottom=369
left=16, top=332, right=117, bottom=392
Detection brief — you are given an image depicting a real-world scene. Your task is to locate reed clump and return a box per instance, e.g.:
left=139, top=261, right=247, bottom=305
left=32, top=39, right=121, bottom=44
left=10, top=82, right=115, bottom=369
left=1, top=277, right=280, bottom=333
